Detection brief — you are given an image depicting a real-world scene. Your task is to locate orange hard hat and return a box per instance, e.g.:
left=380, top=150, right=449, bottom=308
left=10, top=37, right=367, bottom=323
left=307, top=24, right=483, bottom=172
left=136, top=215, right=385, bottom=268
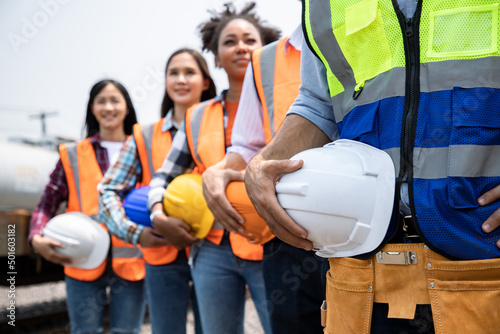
left=226, top=181, right=274, bottom=244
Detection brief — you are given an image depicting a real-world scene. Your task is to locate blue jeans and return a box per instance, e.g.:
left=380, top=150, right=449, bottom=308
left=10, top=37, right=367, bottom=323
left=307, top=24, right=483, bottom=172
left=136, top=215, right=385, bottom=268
left=65, top=264, right=146, bottom=334
left=144, top=250, right=202, bottom=334
left=190, top=236, right=272, bottom=334
left=262, top=238, right=329, bottom=334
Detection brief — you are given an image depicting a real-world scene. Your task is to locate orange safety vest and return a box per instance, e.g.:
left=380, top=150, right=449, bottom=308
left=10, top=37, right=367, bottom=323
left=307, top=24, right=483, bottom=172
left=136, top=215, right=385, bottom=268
left=59, top=138, right=145, bottom=281
left=252, top=36, right=301, bottom=143
left=185, top=95, right=263, bottom=261
left=133, top=119, right=181, bottom=265
left=226, top=37, right=301, bottom=244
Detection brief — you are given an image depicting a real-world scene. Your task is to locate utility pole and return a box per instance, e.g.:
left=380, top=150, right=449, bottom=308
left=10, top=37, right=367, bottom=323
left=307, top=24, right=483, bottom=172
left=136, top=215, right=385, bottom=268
left=30, top=111, right=58, bottom=137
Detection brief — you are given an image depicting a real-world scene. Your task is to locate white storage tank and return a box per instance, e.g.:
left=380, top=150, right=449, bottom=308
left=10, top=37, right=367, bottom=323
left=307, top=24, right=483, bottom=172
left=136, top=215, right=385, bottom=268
left=0, top=141, right=59, bottom=211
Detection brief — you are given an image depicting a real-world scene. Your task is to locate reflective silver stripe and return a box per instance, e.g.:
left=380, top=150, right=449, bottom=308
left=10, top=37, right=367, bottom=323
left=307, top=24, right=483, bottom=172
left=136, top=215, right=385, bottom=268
left=259, top=41, right=278, bottom=136
left=190, top=100, right=211, bottom=164
left=65, top=143, right=82, bottom=210
left=112, top=247, right=143, bottom=259
left=212, top=221, right=224, bottom=230
left=413, top=147, right=449, bottom=179
left=384, top=145, right=500, bottom=179
left=332, top=67, right=406, bottom=121
left=386, top=147, right=448, bottom=179
left=422, top=57, right=500, bottom=92
left=141, top=123, right=155, bottom=177
left=308, top=0, right=355, bottom=94
left=384, top=147, right=401, bottom=177
left=450, top=145, right=500, bottom=178
left=309, top=2, right=500, bottom=124
left=334, top=56, right=500, bottom=123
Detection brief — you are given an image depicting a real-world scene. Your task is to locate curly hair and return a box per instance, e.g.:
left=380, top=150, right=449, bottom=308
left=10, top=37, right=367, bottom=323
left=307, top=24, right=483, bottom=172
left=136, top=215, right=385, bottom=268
left=198, top=2, right=281, bottom=53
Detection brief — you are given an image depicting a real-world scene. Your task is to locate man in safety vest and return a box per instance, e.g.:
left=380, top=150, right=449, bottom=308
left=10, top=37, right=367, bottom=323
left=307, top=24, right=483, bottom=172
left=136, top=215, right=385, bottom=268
left=202, top=22, right=329, bottom=334
left=245, top=1, right=500, bottom=333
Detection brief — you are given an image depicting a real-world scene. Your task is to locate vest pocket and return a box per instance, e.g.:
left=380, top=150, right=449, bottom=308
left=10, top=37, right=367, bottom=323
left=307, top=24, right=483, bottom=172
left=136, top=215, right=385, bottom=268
left=426, top=4, right=498, bottom=58
left=325, top=257, right=373, bottom=334
left=336, top=0, right=392, bottom=85
left=428, top=256, right=500, bottom=333
left=448, top=87, right=500, bottom=209
left=339, top=100, right=380, bottom=147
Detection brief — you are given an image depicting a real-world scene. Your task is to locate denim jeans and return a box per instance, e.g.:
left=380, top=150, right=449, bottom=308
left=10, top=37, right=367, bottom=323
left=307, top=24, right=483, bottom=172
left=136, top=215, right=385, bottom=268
left=190, top=236, right=272, bottom=334
left=144, top=250, right=202, bottom=334
left=65, top=264, right=146, bottom=334
left=262, top=238, right=330, bottom=334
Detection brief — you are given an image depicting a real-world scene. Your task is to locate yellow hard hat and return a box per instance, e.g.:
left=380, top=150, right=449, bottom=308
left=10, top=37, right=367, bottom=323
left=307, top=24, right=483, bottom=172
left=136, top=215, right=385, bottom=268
left=163, top=174, right=214, bottom=239
left=226, top=181, right=274, bottom=244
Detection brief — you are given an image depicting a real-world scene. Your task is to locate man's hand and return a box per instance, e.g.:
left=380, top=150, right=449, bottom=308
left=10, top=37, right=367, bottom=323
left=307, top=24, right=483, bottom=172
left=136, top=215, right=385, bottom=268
left=151, top=212, right=198, bottom=249
left=203, top=164, right=245, bottom=233
left=478, top=184, right=500, bottom=248
left=32, top=234, right=74, bottom=265
left=137, top=227, right=170, bottom=248
left=245, top=154, right=313, bottom=250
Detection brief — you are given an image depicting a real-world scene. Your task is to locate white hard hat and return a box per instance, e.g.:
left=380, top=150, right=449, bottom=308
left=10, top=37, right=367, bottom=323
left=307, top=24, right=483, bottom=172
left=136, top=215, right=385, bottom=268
left=276, top=139, right=395, bottom=258
left=43, top=212, right=110, bottom=269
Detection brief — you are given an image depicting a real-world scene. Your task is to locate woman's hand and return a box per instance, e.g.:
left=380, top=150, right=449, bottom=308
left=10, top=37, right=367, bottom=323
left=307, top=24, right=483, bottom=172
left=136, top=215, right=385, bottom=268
left=203, top=165, right=245, bottom=233
left=151, top=212, right=198, bottom=249
left=31, top=234, right=74, bottom=265
left=137, top=227, right=170, bottom=247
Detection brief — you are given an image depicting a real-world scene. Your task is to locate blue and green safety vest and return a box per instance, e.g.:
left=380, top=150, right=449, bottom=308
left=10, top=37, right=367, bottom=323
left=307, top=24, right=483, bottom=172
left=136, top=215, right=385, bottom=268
left=303, top=0, right=500, bottom=260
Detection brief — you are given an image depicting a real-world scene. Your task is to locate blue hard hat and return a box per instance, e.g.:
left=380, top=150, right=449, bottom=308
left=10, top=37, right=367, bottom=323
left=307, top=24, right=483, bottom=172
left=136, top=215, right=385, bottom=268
left=123, top=186, right=152, bottom=228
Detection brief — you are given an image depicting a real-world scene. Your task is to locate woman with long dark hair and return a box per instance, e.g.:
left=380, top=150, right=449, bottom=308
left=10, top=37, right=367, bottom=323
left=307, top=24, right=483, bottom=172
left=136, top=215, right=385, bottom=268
left=99, top=49, right=216, bottom=334
left=29, top=79, right=146, bottom=334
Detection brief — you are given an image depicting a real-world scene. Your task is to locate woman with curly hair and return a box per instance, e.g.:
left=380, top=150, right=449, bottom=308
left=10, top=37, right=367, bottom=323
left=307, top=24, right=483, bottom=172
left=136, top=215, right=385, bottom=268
left=147, top=2, right=280, bottom=333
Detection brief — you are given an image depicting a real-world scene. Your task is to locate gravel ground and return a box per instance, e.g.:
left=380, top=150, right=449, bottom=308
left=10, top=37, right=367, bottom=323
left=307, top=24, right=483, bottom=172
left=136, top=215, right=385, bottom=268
left=1, top=281, right=264, bottom=333
left=140, top=297, right=264, bottom=334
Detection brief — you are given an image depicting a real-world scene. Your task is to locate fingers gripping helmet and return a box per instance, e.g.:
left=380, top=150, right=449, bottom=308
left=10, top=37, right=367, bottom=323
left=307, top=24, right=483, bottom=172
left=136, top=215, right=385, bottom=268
left=276, top=140, right=395, bottom=258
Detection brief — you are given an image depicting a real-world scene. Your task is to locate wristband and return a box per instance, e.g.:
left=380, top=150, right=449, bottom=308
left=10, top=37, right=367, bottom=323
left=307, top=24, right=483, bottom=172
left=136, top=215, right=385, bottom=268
left=149, top=210, right=163, bottom=223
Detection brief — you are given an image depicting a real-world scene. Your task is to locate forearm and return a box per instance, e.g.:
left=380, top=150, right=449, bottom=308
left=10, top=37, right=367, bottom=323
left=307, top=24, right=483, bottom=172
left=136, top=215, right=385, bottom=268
left=99, top=190, right=144, bottom=245
left=259, top=114, right=330, bottom=161
left=98, top=140, right=143, bottom=245
left=225, top=152, right=247, bottom=171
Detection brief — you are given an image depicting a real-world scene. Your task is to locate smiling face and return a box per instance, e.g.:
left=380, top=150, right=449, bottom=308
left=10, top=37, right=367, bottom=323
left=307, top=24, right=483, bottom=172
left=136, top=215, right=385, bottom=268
left=215, top=18, right=263, bottom=81
left=91, top=83, right=128, bottom=132
left=165, top=52, right=209, bottom=111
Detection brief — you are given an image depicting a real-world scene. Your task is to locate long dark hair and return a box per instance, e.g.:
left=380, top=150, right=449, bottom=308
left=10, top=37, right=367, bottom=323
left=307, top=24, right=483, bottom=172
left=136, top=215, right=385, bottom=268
left=199, top=2, right=281, bottom=53
left=84, top=79, right=138, bottom=138
left=160, top=49, right=217, bottom=118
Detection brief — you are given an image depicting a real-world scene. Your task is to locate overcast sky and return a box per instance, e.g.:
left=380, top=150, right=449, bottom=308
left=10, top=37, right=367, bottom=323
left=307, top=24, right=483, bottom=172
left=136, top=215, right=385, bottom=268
left=0, top=0, right=301, bottom=141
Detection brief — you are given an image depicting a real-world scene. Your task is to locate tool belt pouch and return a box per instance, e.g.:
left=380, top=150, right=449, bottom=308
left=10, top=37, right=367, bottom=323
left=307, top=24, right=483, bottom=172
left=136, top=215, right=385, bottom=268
left=325, top=257, right=374, bottom=334
left=428, top=255, right=500, bottom=334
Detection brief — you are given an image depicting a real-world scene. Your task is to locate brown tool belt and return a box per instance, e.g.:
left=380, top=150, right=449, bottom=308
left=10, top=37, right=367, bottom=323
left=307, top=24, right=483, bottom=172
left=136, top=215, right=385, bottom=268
left=323, top=243, right=500, bottom=334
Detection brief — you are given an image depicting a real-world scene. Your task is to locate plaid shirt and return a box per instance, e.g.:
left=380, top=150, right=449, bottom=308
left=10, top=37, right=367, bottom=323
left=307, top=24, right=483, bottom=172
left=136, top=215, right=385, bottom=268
left=148, top=93, right=229, bottom=212
left=29, top=134, right=109, bottom=241
left=99, top=112, right=178, bottom=245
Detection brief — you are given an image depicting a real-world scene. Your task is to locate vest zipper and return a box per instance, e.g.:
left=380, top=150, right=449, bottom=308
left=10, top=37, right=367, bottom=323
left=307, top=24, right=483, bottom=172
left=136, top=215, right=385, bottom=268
left=394, top=0, right=422, bottom=230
